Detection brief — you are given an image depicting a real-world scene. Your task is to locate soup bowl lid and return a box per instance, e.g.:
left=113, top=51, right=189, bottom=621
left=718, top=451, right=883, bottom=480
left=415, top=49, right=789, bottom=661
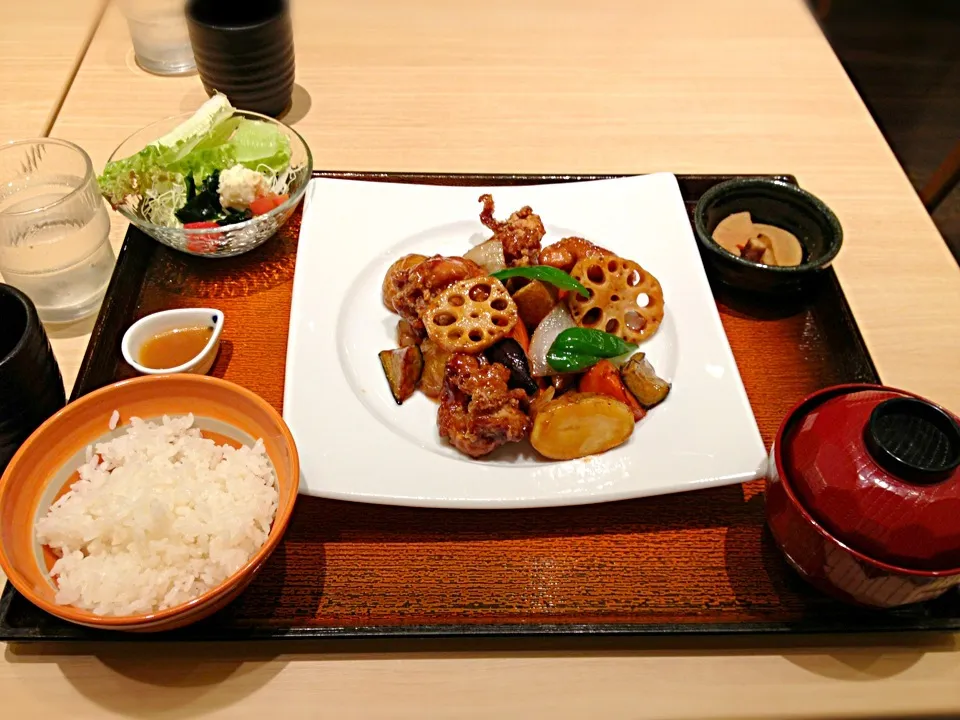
left=776, top=384, right=960, bottom=570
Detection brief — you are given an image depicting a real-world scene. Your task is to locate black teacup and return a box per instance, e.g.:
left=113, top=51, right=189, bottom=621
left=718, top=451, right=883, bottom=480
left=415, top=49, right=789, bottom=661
left=186, top=0, right=295, bottom=118
left=0, top=284, right=67, bottom=474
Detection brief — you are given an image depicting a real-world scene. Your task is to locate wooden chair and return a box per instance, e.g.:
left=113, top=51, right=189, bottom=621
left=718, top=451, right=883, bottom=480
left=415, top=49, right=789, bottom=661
left=811, top=1, right=958, bottom=212
left=920, top=139, right=960, bottom=211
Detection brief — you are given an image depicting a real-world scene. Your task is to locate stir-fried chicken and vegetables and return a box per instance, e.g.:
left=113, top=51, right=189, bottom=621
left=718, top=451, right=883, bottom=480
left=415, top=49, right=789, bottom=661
left=378, top=195, right=671, bottom=460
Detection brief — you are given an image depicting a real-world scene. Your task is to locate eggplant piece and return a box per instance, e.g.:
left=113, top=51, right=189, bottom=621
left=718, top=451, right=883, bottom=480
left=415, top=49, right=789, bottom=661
left=485, top=338, right=538, bottom=394
left=621, top=353, right=671, bottom=408
left=379, top=346, right=423, bottom=404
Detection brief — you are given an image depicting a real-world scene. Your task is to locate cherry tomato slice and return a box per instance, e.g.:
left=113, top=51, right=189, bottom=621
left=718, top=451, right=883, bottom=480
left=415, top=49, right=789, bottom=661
left=249, top=196, right=277, bottom=216
left=184, top=221, right=221, bottom=254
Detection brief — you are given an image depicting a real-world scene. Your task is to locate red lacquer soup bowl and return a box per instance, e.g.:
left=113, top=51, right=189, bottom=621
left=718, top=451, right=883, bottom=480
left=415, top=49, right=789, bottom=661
left=766, top=383, right=960, bottom=608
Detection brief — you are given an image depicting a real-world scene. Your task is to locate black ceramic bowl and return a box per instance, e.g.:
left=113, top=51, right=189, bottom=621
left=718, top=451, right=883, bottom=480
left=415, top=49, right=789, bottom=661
left=693, top=178, right=843, bottom=295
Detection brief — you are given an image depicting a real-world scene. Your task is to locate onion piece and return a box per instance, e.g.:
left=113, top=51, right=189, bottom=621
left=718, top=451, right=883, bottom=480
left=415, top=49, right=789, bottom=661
left=464, top=239, right=507, bottom=274
left=529, top=304, right=576, bottom=376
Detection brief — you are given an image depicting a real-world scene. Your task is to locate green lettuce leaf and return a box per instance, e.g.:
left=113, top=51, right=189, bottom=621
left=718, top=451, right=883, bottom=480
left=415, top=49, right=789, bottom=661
left=98, top=93, right=237, bottom=208
left=230, top=119, right=291, bottom=173
left=167, top=144, right=238, bottom=184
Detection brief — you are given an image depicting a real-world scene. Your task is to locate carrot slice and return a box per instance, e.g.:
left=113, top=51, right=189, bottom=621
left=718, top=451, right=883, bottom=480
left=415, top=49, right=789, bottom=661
left=508, top=318, right=530, bottom=354
left=578, top=360, right=646, bottom=421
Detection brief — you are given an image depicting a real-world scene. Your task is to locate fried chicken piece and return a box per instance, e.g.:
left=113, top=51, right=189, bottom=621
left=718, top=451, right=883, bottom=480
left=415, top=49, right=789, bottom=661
left=478, top=194, right=545, bottom=267
left=382, top=253, right=428, bottom=312
left=392, top=255, right=484, bottom=335
left=438, top=353, right=531, bottom=458
left=537, top=237, right=610, bottom=273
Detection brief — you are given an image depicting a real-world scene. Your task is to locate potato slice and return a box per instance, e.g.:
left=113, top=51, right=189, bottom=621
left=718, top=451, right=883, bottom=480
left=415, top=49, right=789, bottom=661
left=419, top=339, right=450, bottom=399
left=396, top=319, right=420, bottom=348
left=512, top=280, right=558, bottom=329
left=530, top=392, right=635, bottom=460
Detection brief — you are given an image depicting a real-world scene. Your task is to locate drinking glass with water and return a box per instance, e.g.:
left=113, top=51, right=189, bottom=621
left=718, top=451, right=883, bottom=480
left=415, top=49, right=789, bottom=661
left=119, top=0, right=195, bottom=75
left=0, top=139, right=116, bottom=324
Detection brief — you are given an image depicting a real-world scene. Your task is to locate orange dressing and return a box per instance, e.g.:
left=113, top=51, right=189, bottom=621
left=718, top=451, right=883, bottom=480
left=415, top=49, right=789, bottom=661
left=139, top=326, right=213, bottom=370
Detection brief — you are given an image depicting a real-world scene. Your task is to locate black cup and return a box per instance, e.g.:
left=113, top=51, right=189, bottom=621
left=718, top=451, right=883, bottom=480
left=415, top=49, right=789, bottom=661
left=186, top=0, right=295, bottom=117
left=0, top=284, right=67, bottom=474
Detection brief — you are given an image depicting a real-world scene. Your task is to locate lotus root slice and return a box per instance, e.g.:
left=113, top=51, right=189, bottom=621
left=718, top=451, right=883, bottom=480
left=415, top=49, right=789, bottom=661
left=568, top=254, right=664, bottom=343
left=423, top=277, right=518, bottom=353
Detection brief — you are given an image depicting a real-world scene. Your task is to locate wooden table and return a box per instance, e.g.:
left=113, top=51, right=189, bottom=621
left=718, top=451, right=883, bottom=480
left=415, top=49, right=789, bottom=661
left=5, top=0, right=960, bottom=717
left=0, top=0, right=107, bottom=141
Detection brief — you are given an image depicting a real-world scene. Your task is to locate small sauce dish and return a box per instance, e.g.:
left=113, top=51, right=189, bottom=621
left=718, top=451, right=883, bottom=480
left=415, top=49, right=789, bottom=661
left=693, top=178, right=843, bottom=295
left=121, top=308, right=224, bottom=376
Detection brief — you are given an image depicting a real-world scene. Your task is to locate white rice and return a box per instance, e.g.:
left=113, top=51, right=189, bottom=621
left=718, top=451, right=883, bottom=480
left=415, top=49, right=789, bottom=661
left=35, top=414, right=279, bottom=616
left=108, top=410, right=120, bottom=430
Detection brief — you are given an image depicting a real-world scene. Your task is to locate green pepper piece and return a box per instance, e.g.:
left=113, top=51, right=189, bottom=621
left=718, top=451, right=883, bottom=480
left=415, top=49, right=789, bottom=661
left=545, top=350, right=601, bottom=373
left=549, top=328, right=638, bottom=359
left=491, top=266, right=590, bottom=298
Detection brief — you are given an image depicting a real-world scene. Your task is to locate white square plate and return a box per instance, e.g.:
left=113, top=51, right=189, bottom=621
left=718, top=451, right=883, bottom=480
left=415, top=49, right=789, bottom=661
left=284, top=174, right=765, bottom=508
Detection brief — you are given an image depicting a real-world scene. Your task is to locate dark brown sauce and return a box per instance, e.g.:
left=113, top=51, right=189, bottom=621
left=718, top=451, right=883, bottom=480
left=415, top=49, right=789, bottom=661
left=139, top=326, right=213, bottom=370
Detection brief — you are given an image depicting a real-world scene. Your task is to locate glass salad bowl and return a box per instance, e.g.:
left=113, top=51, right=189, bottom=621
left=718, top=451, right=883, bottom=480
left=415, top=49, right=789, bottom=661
left=104, top=109, right=312, bottom=258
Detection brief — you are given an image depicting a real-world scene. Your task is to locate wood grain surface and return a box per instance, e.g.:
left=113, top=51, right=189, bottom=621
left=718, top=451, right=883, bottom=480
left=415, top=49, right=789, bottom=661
left=46, top=0, right=960, bottom=417
left=0, top=0, right=106, bottom=141
left=10, top=174, right=957, bottom=642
